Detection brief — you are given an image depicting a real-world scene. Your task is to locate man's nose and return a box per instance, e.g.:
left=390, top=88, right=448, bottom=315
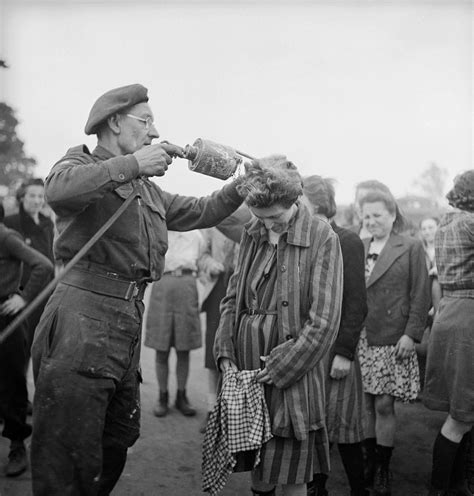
left=148, top=124, right=160, bottom=139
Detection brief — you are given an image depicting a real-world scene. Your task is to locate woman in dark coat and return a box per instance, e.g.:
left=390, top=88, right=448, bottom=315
left=303, top=176, right=369, bottom=496
left=4, top=178, right=55, bottom=352
left=357, top=190, right=430, bottom=496
left=423, top=170, right=474, bottom=496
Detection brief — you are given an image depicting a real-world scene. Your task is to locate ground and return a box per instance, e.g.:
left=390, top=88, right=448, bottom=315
left=0, top=322, right=445, bottom=496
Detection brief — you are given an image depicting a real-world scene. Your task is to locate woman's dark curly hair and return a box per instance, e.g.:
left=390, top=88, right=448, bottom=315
left=237, top=155, right=303, bottom=209
left=446, top=170, right=474, bottom=212
left=303, top=175, right=337, bottom=218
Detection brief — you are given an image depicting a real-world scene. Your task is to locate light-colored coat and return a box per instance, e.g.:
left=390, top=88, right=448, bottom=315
left=214, top=203, right=343, bottom=440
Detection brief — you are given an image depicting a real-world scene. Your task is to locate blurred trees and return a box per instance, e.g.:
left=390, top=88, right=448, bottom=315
left=413, top=162, right=449, bottom=208
left=0, top=102, right=37, bottom=186
left=0, top=59, right=37, bottom=188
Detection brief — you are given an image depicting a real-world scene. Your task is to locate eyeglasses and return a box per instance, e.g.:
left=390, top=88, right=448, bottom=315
left=126, top=114, right=154, bottom=130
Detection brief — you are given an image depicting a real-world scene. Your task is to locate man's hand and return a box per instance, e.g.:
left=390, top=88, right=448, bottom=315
left=329, top=354, right=352, bottom=380
left=133, top=143, right=184, bottom=177
left=0, top=294, right=27, bottom=316
left=207, top=259, right=225, bottom=276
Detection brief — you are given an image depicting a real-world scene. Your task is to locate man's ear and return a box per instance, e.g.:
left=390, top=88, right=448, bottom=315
left=107, top=114, right=122, bottom=135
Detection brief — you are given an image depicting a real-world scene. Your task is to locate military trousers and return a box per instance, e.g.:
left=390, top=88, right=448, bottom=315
left=31, top=283, right=144, bottom=496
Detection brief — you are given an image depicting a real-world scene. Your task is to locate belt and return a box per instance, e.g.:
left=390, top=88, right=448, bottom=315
left=164, top=269, right=197, bottom=277
left=62, top=268, right=148, bottom=301
left=241, top=308, right=278, bottom=316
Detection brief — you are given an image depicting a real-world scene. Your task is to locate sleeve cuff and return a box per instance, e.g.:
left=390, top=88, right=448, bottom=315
left=107, top=155, right=139, bottom=183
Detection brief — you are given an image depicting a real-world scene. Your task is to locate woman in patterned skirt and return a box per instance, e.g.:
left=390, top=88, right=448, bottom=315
left=303, top=176, right=369, bottom=496
left=357, top=190, right=430, bottom=496
left=214, top=157, right=344, bottom=496
left=423, top=170, right=474, bottom=496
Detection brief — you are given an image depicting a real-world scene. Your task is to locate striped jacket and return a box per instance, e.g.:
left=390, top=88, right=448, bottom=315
left=214, top=203, right=343, bottom=440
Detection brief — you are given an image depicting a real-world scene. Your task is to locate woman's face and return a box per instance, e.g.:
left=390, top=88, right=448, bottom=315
left=420, top=218, right=438, bottom=244
left=361, top=201, right=395, bottom=240
left=249, top=203, right=297, bottom=234
left=22, top=185, right=45, bottom=217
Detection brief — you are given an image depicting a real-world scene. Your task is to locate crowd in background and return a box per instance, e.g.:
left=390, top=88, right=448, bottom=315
left=0, top=167, right=473, bottom=496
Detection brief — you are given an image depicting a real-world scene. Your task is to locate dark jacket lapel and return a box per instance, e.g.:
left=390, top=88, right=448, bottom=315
left=365, top=233, right=408, bottom=288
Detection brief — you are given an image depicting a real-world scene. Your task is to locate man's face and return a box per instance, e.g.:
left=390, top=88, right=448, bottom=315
left=22, top=185, right=45, bottom=217
left=117, top=102, right=160, bottom=154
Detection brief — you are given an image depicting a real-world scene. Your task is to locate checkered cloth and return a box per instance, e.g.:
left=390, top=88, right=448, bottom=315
left=202, top=369, right=273, bottom=495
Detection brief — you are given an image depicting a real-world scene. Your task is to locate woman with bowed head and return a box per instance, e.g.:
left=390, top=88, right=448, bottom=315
left=423, top=170, right=474, bottom=496
left=213, top=157, right=344, bottom=496
left=357, top=190, right=430, bottom=496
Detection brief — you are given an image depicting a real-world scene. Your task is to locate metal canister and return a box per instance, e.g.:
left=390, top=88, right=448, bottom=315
left=184, top=138, right=242, bottom=180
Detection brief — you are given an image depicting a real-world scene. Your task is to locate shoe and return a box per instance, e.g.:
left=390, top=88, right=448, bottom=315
left=175, top=390, right=196, bottom=417
left=373, top=463, right=392, bottom=496
left=153, top=391, right=169, bottom=417
left=306, top=480, right=328, bottom=496
left=5, top=444, right=27, bottom=477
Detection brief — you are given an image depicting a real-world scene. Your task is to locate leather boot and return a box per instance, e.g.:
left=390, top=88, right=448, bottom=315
left=251, top=488, right=276, bottom=495
left=307, top=474, right=329, bottom=496
left=175, top=389, right=196, bottom=417
left=153, top=391, right=169, bottom=417
left=5, top=441, right=28, bottom=477
left=373, top=445, right=393, bottom=496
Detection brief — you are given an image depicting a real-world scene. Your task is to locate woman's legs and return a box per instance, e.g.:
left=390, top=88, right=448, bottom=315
left=154, top=350, right=170, bottom=417
left=175, top=350, right=196, bottom=416
left=362, top=393, right=377, bottom=485
left=372, top=395, right=396, bottom=495
left=429, top=415, right=473, bottom=493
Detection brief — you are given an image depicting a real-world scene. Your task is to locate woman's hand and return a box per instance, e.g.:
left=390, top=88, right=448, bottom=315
left=0, top=294, right=26, bottom=316
left=219, top=358, right=238, bottom=373
left=394, top=334, right=415, bottom=360
left=329, top=354, right=352, bottom=379
left=255, top=356, right=273, bottom=385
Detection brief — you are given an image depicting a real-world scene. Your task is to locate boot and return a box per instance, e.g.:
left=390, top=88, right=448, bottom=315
left=373, top=444, right=393, bottom=496
left=466, top=430, right=474, bottom=494
left=307, top=474, right=328, bottom=496
left=175, top=389, right=196, bottom=416
left=362, top=438, right=376, bottom=487
left=153, top=391, right=169, bottom=417
left=251, top=488, right=276, bottom=495
left=6, top=441, right=28, bottom=477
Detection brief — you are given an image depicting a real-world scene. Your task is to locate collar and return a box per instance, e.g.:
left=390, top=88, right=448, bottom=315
left=92, top=144, right=116, bottom=161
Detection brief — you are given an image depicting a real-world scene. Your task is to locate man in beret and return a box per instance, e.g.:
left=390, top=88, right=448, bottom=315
left=30, top=83, right=246, bottom=495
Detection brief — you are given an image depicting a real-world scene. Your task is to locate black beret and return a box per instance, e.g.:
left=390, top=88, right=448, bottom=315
left=84, top=83, right=149, bottom=135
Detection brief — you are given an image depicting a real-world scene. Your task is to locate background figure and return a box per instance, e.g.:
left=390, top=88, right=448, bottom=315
left=214, top=156, right=343, bottom=496
left=4, top=178, right=55, bottom=403
left=0, top=202, right=54, bottom=477
left=423, top=170, right=474, bottom=496
left=198, top=227, right=239, bottom=430
left=352, top=180, right=405, bottom=239
left=357, top=190, right=430, bottom=496
left=416, top=216, right=441, bottom=392
left=303, top=176, right=369, bottom=496
left=145, top=230, right=204, bottom=418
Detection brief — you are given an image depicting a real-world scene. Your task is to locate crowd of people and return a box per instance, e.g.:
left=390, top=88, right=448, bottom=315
left=0, top=83, right=472, bottom=496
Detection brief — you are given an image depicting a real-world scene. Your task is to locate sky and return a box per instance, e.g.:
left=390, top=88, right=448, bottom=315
left=1, top=0, right=472, bottom=204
